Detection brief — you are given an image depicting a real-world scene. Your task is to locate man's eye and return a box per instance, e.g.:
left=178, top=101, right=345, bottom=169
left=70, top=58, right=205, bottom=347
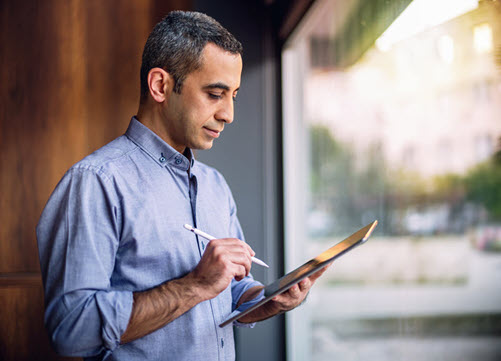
left=209, top=93, right=222, bottom=99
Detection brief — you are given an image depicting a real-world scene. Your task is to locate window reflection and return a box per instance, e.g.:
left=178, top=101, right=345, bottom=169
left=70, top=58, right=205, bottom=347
left=283, top=0, right=501, bottom=360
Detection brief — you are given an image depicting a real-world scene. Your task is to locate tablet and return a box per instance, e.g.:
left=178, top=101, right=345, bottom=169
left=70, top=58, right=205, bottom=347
left=219, top=220, right=378, bottom=327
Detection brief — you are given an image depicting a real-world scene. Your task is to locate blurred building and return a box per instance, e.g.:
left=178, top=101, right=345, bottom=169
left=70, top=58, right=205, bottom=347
left=306, top=0, right=501, bottom=177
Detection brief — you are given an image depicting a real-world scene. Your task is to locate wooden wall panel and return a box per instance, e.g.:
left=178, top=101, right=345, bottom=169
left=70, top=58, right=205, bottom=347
left=0, top=1, right=190, bottom=360
left=84, top=1, right=150, bottom=151
left=0, top=0, right=86, bottom=274
left=0, top=281, right=75, bottom=361
left=1, top=0, right=92, bottom=274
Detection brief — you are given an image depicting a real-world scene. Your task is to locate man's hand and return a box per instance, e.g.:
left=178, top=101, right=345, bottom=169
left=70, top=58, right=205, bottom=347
left=121, top=238, right=254, bottom=344
left=188, top=238, right=255, bottom=301
left=271, top=264, right=329, bottom=311
left=237, top=263, right=331, bottom=323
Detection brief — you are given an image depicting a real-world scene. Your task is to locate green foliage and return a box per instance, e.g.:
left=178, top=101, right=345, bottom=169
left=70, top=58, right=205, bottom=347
left=433, top=173, right=464, bottom=195
left=387, top=168, right=428, bottom=202
left=309, top=126, right=501, bottom=235
left=464, top=159, right=501, bottom=221
left=308, top=124, right=387, bottom=235
left=309, top=124, right=351, bottom=196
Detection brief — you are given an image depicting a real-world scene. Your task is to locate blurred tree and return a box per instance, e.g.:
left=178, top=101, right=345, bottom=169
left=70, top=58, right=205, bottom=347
left=308, top=128, right=501, bottom=236
left=309, top=124, right=388, bottom=236
left=464, top=139, right=501, bottom=221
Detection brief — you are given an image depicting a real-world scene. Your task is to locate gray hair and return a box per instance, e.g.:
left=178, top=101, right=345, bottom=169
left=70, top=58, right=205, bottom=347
left=140, top=11, right=243, bottom=100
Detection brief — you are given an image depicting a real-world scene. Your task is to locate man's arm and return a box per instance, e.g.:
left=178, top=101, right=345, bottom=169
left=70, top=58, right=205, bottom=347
left=121, top=238, right=255, bottom=343
left=37, top=168, right=132, bottom=356
left=120, top=274, right=203, bottom=344
left=236, top=265, right=330, bottom=323
left=38, top=168, right=256, bottom=355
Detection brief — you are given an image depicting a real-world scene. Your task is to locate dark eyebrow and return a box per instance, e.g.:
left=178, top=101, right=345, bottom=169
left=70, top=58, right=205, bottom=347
left=203, top=82, right=239, bottom=92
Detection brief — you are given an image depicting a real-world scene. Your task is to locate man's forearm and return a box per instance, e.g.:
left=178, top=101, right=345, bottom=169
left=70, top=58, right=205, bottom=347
left=120, top=273, right=206, bottom=344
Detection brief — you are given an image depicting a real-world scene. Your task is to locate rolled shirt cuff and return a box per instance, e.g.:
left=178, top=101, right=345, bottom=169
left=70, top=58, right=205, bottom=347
left=232, top=287, right=265, bottom=328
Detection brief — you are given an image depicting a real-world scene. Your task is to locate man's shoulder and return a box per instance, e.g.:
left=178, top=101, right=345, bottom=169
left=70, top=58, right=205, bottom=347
left=69, top=135, right=138, bottom=177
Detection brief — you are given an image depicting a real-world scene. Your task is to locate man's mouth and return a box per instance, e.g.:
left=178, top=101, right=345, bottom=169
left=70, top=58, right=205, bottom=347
left=203, top=126, right=222, bottom=138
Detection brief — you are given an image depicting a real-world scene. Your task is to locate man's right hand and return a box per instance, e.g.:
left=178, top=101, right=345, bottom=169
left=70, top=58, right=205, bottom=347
left=188, top=238, right=255, bottom=301
left=121, top=237, right=255, bottom=344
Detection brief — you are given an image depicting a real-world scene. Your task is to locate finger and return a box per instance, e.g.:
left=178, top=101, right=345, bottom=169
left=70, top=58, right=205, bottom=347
left=238, top=240, right=255, bottom=257
left=233, top=264, right=248, bottom=281
left=299, top=278, right=310, bottom=291
left=212, top=240, right=252, bottom=263
left=272, top=292, right=290, bottom=303
left=230, top=254, right=252, bottom=277
left=273, top=288, right=293, bottom=302
left=207, top=246, right=251, bottom=280
left=216, top=238, right=255, bottom=259
left=288, top=284, right=301, bottom=298
left=309, top=264, right=330, bottom=282
left=240, top=257, right=252, bottom=277
left=237, top=251, right=253, bottom=272
left=272, top=291, right=299, bottom=311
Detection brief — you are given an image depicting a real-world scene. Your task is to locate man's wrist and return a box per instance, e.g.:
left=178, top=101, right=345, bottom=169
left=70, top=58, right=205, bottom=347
left=168, top=273, right=210, bottom=306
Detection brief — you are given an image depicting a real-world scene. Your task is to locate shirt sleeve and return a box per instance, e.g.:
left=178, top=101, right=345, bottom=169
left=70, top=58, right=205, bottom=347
left=36, top=166, right=133, bottom=357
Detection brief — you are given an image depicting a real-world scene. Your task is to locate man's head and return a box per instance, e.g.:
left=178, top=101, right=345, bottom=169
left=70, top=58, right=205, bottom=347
left=140, top=11, right=243, bottom=100
left=138, top=11, right=243, bottom=153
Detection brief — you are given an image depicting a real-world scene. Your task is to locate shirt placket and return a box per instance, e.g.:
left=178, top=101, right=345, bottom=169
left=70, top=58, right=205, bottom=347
left=189, top=171, right=227, bottom=360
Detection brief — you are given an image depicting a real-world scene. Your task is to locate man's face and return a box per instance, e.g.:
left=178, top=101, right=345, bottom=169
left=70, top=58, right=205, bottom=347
left=162, top=43, right=242, bottom=153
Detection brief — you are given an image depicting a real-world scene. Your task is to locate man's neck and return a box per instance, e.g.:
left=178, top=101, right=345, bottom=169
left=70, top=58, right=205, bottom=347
left=136, top=104, right=186, bottom=154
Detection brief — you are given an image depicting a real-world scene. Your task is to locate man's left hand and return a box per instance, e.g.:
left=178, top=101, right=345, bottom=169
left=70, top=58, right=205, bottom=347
left=270, top=264, right=330, bottom=311
left=237, top=263, right=332, bottom=323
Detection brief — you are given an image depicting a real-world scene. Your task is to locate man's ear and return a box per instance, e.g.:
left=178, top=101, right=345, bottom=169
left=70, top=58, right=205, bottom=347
left=147, top=68, right=173, bottom=103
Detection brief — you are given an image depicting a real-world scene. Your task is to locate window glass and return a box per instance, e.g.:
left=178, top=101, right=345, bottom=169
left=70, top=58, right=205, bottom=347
left=282, top=1, right=501, bottom=360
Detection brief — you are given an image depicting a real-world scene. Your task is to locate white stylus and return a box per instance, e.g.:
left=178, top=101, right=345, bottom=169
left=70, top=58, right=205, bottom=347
left=183, top=224, right=269, bottom=268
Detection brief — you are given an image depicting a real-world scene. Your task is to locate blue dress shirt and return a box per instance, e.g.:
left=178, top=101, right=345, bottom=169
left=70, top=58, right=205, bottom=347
left=37, top=117, right=264, bottom=361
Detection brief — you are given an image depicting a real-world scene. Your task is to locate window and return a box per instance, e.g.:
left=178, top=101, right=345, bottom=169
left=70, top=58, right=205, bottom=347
left=282, top=0, right=501, bottom=360
left=473, top=23, right=493, bottom=53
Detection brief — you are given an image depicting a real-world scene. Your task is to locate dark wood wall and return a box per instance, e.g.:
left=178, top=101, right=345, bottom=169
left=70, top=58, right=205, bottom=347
left=0, top=1, right=189, bottom=360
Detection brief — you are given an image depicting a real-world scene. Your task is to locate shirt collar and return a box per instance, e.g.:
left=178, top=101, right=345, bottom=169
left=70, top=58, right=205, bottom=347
left=125, top=116, right=195, bottom=171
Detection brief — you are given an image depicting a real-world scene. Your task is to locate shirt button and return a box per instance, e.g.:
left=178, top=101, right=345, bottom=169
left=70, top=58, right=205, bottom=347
left=221, top=338, right=224, bottom=348
left=159, top=156, right=166, bottom=163
left=175, top=157, right=182, bottom=165
left=202, top=242, right=205, bottom=250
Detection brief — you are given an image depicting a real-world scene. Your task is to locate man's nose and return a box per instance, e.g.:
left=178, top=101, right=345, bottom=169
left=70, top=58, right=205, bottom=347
left=215, top=97, right=234, bottom=124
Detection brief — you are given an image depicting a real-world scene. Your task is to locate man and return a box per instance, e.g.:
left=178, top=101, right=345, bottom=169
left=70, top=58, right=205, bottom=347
left=37, top=11, right=326, bottom=360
